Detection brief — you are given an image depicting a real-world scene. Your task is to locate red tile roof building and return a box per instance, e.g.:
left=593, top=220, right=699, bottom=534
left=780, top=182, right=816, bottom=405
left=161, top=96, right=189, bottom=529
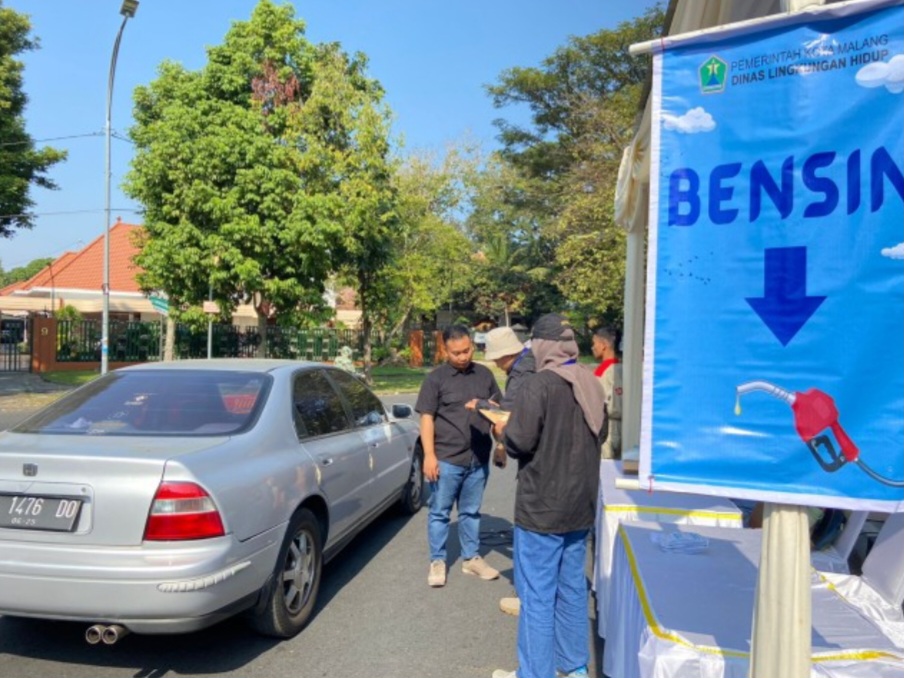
left=1, top=220, right=361, bottom=327
left=1, top=220, right=144, bottom=298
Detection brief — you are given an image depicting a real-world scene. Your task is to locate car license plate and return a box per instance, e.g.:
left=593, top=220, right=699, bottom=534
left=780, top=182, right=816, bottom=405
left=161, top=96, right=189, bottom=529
left=0, top=494, right=83, bottom=532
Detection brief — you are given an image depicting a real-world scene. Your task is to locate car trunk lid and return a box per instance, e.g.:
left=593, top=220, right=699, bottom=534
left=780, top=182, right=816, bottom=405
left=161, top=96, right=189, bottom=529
left=0, top=433, right=227, bottom=546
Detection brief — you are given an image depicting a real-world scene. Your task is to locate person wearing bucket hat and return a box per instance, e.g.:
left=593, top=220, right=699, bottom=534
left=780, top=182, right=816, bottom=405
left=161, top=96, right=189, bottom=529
left=492, top=313, right=603, bottom=678
left=482, top=327, right=535, bottom=412
left=473, top=326, right=536, bottom=468
left=471, top=325, right=536, bottom=618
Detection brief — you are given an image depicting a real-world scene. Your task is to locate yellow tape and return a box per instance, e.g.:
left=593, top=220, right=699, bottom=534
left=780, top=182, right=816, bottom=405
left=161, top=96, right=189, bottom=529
left=617, top=526, right=749, bottom=659
left=616, top=527, right=904, bottom=665
left=810, top=572, right=904, bottom=664
left=814, top=650, right=904, bottom=663
left=605, top=505, right=743, bottom=521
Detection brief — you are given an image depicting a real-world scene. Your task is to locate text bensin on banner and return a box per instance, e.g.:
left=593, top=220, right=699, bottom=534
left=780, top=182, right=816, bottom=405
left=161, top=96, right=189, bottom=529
left=667, top=146, right=902, bottom=227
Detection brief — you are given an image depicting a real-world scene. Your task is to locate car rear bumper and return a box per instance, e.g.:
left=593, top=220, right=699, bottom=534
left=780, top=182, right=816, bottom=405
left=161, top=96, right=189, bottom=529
left=0, top=529, right=281, bottom=634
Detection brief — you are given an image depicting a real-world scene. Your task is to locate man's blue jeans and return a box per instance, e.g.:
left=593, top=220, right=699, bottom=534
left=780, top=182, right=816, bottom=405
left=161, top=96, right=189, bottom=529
left=514, top=526, right=589, bottom=678
left=427, top=458, right=489, bottom=562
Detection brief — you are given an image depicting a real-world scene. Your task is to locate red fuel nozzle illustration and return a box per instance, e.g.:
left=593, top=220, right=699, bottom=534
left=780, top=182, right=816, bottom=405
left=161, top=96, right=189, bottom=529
left=737, top=381, right=858, bottom=470
left=736, top=381, right=903, bottom=488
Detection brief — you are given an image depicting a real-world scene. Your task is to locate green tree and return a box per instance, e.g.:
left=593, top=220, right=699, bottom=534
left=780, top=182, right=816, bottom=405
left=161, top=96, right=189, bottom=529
left=125, top=1, right=391, bottom=357
left=551, top=91, right=635, bottom=324
left=486, top=5, right=664, bottom=324
left=464, top=156, right=563, bottom=325
left=0, top=255, right=52, bottom=287
left=0, top=1, right=66, bottom=239
left=369, top=147, right=477, bottom=342
left=308, top=44, right=398, bottom=382
left=53, top=304, right=81, bottom=322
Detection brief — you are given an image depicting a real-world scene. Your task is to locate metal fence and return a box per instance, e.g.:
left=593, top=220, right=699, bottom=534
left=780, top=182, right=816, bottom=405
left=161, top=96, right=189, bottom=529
left=55, top=320, right=365, bottom=363
left=56, top=320, right=162, bottom=363
left=0, top=317, right=31, bottom=372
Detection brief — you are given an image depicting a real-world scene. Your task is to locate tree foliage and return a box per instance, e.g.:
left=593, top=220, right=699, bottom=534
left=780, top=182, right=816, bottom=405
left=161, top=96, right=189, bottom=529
left=486, top=4, right=664, bottom=325
left=370, top=146, right=477, bottom=337
left=0, top=256, right=52, bottom=287
left=464, top=156, right=563, bottom=325
left=0, top=1, right=66, bottom=239
left=125, top=0, right=393, bottom=356
left=307, top=44, right=397, bottom=381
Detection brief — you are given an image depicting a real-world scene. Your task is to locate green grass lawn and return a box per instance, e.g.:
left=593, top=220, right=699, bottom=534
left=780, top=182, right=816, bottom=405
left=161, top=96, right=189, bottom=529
left=369, top=365, right=430, bottom=394
left=41, top=370, right=99, bottom=387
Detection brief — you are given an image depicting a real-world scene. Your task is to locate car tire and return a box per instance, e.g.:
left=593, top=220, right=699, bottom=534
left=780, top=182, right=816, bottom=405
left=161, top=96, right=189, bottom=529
left=398, top=445, right=424, bottom=515
left=250, top=507, right=322, bottom=638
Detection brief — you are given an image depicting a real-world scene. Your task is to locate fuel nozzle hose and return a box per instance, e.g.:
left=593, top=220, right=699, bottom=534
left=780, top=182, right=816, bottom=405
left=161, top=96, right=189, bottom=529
left=736, top=381, right=903, bottom=488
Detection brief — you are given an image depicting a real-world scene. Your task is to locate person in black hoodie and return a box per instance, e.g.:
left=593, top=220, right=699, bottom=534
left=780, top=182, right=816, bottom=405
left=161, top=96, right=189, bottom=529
left=473, top=325, right=536, bottom=617
left=492, top=313, right=604, bottom=678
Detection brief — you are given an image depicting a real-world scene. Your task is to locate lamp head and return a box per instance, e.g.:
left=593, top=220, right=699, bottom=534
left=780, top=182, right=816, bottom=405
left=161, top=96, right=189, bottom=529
left=120, top=0, right=139, bottom=18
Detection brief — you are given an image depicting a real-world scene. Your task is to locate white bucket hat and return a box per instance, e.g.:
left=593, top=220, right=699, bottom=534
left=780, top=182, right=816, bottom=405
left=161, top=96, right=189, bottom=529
left=484, top=326, right=524, bottom=360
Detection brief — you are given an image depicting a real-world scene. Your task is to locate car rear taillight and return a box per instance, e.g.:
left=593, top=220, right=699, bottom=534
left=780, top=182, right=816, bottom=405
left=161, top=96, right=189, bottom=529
left=144, top=482, right=225, bottom=541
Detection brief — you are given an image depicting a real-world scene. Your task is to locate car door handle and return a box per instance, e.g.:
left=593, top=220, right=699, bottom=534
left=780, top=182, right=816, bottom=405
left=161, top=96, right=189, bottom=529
left=321, top=458, right=334, bottom=466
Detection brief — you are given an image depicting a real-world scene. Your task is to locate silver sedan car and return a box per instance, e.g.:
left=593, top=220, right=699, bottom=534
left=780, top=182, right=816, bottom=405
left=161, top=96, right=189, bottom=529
left=0, top=359, right=423, bottom=642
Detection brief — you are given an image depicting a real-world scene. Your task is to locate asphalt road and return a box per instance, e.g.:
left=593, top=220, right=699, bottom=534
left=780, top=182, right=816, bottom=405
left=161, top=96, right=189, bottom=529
left=0, top=393, right=606, bottom=678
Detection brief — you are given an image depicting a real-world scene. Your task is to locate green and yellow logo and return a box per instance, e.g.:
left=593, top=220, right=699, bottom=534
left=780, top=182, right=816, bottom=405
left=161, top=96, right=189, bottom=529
left=699, top=56, right=728, bottom=94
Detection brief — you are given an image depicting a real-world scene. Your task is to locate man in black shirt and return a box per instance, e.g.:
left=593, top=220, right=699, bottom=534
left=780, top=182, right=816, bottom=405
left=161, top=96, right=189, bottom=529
left=415, top=325, right=503, bottom=587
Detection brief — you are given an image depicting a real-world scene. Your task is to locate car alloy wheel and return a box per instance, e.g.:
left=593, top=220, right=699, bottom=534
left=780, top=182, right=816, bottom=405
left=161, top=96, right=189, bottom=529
left=399, top=446, right=424, bottom=515
left=283, top=527, right=316, bottom=614
left=250, top=507, right=322, bottom=638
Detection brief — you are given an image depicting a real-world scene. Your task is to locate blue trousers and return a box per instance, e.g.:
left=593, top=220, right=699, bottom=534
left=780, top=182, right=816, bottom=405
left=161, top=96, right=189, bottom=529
left=427, top=458, right=489, bottom=562
left=514, top=526, right=589, bottom=678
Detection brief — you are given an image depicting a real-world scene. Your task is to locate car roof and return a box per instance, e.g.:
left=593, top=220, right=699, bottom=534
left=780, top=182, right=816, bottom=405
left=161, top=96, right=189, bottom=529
left=116, top=359, right=323, bottom=375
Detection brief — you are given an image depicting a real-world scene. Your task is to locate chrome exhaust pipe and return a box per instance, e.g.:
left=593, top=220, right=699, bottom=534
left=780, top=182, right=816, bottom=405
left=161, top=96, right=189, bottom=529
left=85, top=624, right=105, bottom=645
left=101, top=624, right=129, bottom=645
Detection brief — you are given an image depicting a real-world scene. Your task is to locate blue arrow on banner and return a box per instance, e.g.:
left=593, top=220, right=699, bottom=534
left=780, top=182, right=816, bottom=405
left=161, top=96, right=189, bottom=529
left=746, top=246, right=826, bottom=347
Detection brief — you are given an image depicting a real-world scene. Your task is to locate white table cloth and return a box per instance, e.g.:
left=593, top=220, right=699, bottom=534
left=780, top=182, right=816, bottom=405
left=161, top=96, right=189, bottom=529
left=595, top=460, right=743, bottom=638
left=604, top=522, right=904, bottom=678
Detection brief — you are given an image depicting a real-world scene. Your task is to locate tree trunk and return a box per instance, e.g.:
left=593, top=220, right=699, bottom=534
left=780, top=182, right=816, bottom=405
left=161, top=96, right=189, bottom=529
left=164, top=316, right=176, bottom=361
left=388, top=305, right=411, bottom=341
left=504, top=305, right=511, bottom=327
left=359, top=280, right=373, bottom=385
left=256, top=309, right=268, bottom=358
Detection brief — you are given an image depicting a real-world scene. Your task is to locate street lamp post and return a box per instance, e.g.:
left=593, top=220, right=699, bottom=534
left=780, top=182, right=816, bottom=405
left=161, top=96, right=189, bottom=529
left=101, top=0, right=139, bottom=375
left=207, top=281, right=213, bottom=359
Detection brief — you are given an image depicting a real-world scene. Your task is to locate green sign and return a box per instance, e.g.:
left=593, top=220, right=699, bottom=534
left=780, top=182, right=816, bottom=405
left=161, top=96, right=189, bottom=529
left=149, top=295, right=169, bottom=315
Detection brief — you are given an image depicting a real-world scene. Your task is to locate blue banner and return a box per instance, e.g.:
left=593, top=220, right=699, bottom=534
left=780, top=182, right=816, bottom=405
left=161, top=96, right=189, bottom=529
left=643, top=0, right=903, bottom=511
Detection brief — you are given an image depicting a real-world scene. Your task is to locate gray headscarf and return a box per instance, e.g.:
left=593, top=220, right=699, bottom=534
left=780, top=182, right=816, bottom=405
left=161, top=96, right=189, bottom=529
left=531, top=330, right=604, bottom=436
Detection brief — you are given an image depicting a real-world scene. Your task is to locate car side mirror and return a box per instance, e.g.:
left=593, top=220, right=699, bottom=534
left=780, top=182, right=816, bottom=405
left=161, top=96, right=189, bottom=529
left=391, top=404, right=413, bottom=419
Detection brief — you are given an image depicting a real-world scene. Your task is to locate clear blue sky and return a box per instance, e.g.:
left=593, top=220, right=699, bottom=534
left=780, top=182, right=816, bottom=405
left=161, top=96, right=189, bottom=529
left=3, top=0, right=660, bottom=270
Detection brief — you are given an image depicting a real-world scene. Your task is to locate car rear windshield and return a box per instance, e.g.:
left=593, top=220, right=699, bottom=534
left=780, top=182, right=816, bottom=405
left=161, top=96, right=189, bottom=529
left=13, top=370, right=271, bottom=436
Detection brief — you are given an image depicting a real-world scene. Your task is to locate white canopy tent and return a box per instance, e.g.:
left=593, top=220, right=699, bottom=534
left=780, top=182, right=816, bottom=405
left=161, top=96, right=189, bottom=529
left=614, top=2, right=843, bottom=677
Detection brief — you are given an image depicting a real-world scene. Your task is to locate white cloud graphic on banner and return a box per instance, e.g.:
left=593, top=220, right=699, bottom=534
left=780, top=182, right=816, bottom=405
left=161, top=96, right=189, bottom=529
left=662, top=107, right=716, bottom=134
left=881, top=243, right=904, bottom=260
left=855, top=53, right=904, bottom=93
